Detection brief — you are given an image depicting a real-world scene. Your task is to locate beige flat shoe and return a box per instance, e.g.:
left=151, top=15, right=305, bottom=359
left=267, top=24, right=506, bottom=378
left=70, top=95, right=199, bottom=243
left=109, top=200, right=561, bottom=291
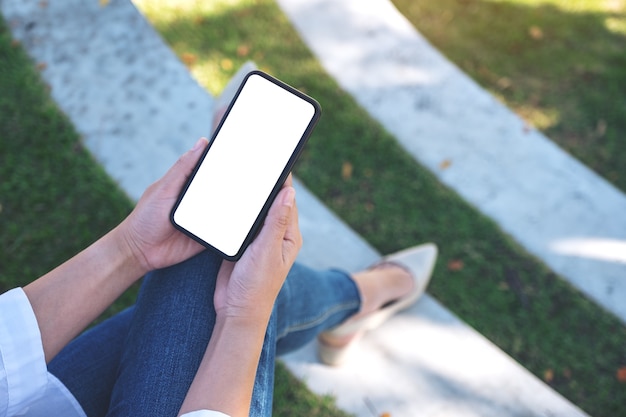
left=318, top=243, right=438, bottom=366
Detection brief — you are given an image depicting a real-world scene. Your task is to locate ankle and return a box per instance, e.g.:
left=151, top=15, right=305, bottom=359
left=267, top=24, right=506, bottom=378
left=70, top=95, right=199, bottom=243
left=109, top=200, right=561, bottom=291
left=351, top=263, right=413, bottom=319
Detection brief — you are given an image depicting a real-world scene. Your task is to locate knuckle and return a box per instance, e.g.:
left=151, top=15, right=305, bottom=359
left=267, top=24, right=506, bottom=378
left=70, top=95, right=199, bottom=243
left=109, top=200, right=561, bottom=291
left=275, top=212, right=291, bottom=229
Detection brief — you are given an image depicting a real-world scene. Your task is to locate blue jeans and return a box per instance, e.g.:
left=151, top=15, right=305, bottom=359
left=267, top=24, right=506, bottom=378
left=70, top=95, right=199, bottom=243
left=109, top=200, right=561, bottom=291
left=48, top=251, right=360, bottom=417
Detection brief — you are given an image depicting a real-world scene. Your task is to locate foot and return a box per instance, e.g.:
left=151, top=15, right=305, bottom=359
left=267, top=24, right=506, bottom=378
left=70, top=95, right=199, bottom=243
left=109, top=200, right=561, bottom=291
left=352, top=262, right=415, bottom=324
left=318, top=243, right=438, bottom=366
left=319, top=262, right=414, bottom=349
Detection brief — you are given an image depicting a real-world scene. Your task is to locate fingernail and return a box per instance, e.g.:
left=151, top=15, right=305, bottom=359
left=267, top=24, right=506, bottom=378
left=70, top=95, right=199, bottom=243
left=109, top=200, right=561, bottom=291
left=283, top=187, right=296, bottom=208
left=191, top=137, right=207, bottom=151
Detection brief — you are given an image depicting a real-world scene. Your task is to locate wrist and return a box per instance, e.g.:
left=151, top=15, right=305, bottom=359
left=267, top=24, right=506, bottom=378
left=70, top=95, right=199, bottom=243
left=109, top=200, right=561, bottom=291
left=111, top=220, right=151, bottom=278
left=25, top=223, right=147, bottom=361
left=215, top=306, right=273, bottom=330
left=179, top=313, right=269, bottom=416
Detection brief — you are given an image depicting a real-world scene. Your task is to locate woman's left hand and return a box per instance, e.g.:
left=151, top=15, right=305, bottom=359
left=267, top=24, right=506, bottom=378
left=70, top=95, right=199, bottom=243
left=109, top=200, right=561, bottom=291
left=214, top=174, right=302, bottom=321
left=119, top=138, right=209, bottom=273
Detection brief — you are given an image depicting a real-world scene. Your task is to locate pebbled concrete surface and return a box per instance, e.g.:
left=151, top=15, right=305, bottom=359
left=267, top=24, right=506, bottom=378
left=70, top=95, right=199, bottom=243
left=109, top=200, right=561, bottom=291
left=2, top=0, right=214, bottom=201
left=276, top=0, right=626, bottom=324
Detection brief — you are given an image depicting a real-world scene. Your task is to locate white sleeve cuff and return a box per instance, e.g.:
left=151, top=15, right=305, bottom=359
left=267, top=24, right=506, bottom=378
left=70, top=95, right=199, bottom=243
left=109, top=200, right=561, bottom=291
left=0, top=288, right=48, bottom=415
left=181, top=410, right=231, bottom=417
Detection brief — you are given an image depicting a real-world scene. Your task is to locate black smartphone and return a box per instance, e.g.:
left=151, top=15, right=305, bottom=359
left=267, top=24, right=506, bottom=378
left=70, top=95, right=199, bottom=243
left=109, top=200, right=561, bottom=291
left=170, top=70, right=321, bottom=260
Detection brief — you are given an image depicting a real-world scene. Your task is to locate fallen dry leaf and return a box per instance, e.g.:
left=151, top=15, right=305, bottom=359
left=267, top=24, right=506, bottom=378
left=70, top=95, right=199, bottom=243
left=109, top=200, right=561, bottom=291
left=221, top=58, right=234, bottom=71
left=529, top=26, right=544, bottom=40
left=36, top=62, right=47, bottom=71
left=447, top=259, right=464, bottom=271
left=342, top=161, right=353, bottom=180
left=99, top=0, right=110, bottom=7
left=237, top=44, right=250, bottom=57
left=544, top=368, right=554, bottom=383
left=497, top=77, right=512, bottom=90
left=381, top=413, right=391, bottom=417
left=181, top=53, right=197, bottom=67
left=617, top=366, right=626, bottom=382
left=439, top=159, right=452, bottom=170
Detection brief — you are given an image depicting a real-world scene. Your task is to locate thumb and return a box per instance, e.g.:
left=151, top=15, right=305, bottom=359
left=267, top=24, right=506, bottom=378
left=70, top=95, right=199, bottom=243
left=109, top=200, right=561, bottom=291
left=162, top=137, right=208, bottom=190
left=178, top=137, right=209, bottom=177
left=257, top=186, right=296, bottom=248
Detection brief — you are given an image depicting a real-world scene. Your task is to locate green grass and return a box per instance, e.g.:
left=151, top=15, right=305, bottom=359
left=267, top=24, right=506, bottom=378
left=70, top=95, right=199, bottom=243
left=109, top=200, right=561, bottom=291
left=0, top=21, right=135, bottom=306
left=392, top=0, right=626, bottom=191
left=1, top=0, right=625, bottom=416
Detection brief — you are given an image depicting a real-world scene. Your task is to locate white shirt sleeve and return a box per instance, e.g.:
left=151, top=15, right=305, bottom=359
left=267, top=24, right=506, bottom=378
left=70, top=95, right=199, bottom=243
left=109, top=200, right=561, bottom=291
left=180, top=411, right=231, bottom=417
left=0, top=288, right=231, bottom=417
left=0, top=288, right=49, bottom=417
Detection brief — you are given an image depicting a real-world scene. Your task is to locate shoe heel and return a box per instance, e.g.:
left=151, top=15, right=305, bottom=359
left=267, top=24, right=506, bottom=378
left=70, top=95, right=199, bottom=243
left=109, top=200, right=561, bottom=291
left=318, top=339, right=353, bottom=367
left=317, top=332, right=364, bottom=366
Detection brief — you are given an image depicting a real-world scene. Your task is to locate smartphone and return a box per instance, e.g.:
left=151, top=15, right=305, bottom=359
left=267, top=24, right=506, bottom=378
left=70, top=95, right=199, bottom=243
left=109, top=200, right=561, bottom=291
left=170, top=70, right=321, bottom=260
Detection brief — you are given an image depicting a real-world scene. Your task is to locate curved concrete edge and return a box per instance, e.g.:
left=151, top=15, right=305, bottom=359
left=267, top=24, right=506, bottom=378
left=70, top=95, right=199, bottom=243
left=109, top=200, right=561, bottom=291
left=288, top=181, right=589, bottom=417
left=276, top=0, right=626, bottom=323
left=0, top=0, right=591, bottom=416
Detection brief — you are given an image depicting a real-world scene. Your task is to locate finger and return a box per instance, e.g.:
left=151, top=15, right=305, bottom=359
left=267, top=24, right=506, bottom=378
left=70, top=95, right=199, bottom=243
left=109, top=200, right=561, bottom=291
left=283, top=173, right=293, bottom=188
left=218, top=259, right=235, bottom=279
left=217, top=260, right=235, bottom=288
left=161, top=137, right=209, bottom=190
left=255, top=186, right=295, bottom=250
left=215, top=260, right=235, bottom=309
left=282, top=191, right=303, bottom=259
left=178, top=137, right=209, bottom=177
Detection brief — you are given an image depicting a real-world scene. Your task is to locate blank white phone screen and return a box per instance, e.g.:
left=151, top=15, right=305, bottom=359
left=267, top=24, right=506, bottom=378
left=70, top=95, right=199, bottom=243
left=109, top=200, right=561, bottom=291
left=173, top=73, right=316, bottom=257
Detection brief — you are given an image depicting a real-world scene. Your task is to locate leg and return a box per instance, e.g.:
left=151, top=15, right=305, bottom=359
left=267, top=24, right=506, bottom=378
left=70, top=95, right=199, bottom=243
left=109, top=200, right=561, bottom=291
left=273, top=244, right=436, bottom=366
left=274, top=263, right=361, bottom=355
left=48, top=307, right=134, bottom=417
left=248, top=311, right=277, bottom=417
left=48, top=252, right=305, bottom=417
left=101, top=259, right=360, bottom=417
left=236, top=263, right=363, bottom=416
left=106, top=250, right=222, bottom=417
left=272, top=258, right=422, bottom=356
left=49, top=253, right=414, bottom=416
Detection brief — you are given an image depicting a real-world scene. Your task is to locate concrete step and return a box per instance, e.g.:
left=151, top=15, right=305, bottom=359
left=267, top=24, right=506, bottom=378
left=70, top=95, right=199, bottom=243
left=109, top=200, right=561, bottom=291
left=290, top=177, right=589, bottom=417
left=2, top=0, right=214, bottom=201
left=0, top=0, right=589, bottom=416
left=276, top=0, right=626, bottom=324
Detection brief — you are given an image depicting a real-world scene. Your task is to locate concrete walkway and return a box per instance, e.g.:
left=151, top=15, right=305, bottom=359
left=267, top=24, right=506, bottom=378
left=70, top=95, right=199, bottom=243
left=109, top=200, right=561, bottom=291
left=0, top=0, right=597, bottom=416
left=277, top=0, right=626, bottom=325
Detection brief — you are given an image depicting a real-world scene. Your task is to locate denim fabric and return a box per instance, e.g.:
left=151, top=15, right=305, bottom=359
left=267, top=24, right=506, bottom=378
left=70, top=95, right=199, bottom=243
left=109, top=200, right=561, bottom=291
left=49, top=251, right=360, bottom=417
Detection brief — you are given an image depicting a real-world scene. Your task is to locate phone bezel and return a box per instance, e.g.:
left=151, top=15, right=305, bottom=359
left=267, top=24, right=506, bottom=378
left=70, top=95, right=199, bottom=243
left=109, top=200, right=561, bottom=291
left=170, top=70, right=321, bottom=260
